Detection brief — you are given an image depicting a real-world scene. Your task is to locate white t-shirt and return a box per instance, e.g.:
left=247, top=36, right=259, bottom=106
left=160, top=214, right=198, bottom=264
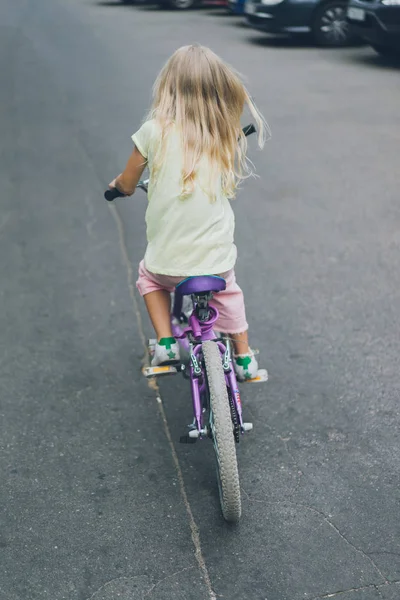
left=132, top=120, right=237, bottom=277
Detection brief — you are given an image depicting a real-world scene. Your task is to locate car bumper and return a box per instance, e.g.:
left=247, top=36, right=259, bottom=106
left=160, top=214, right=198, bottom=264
left=347, top=2, right=400, bottom=48
left=245, top=2, right=313, bottom=33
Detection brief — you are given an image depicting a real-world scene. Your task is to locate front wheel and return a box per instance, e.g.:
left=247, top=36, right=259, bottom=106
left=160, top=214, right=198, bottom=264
left=312, top=2, right=355, bottom=47
left=202, top=341, right=241, bottom=522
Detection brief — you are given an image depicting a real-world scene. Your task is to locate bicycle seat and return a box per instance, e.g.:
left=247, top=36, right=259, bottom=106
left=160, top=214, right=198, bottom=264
left=175, top=275, right=226, bottom=296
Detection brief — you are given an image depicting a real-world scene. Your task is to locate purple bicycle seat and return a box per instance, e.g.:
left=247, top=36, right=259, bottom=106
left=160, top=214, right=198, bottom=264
left=175, top=275, right=226, bottom=296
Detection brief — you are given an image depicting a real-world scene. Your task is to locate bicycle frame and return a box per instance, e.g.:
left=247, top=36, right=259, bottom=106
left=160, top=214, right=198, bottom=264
left=171, top=294, right=244, bottom=438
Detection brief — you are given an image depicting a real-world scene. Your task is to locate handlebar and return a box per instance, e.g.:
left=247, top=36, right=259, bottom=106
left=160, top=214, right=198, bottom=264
left=104, top=187, right=126, bottom=202
left=104, top=123, right=257, bottom=202
left=104, top=179, right=149, bottom=202
left=242, top=123, right=256, bottom=137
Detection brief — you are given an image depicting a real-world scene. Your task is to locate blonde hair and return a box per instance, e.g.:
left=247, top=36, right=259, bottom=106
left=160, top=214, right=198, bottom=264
left=147, top=44, right=269, bottom=200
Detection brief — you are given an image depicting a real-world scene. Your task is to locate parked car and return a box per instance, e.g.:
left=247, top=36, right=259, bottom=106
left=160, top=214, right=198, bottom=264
left=347, top=0, right=400, bottom=57
left=159, top=0, right=227, bottom=8
left=228, top=0, right=246, bottom=13
left=244, top=0, right=357, bottom=46
left=122, top=0, right=227, bottom=8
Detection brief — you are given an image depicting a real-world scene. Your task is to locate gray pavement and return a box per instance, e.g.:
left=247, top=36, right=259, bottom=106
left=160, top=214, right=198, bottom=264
left=1, top=0, right=400, bottom=598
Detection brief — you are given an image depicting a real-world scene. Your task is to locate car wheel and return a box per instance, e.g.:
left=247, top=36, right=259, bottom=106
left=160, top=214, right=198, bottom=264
left=312, top=1, right=354, bottom=47
left=159, top=0, right=196, bottom=8
left=372, top=44, right=400, bottom=58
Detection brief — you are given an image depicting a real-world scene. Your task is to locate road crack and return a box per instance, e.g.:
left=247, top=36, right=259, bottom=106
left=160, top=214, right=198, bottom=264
left=309, top=579, right=400, bottom=599
left=241, top=490, right=388, bottom=585
left=85, top=576, right=148, bottom=600
left=109, top=204, right=217, bottom=600
left=143, top=566, right=196, bottom=598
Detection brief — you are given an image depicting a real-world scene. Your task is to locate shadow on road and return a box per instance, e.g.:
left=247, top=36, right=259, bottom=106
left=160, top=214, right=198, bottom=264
left=93, top=1, right=177, bottom=13
left=137, top=3, right=228, bottom=10
left=93, top=0, right=143, bottom=6
left=203, top=9, right=252, bottom=24
left=246, top=33, right=317, bottom=49
left=233, top=19, right=250, bottom=28
left=94, top=0, right=230, bottom=11
left=203, top=7, right=231, bottom=16
left=343, top=51, right=400, bottom=70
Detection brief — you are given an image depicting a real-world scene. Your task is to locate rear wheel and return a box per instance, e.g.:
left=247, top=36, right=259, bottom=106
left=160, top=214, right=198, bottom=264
left=202, top=341, right=241, bottom=523
left=312, top=2, right=354, bottom=47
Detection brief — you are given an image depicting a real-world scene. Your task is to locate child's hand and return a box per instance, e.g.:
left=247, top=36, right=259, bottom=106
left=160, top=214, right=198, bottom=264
left=111, top=149, right=147, bottom=196
left=108, top=175, right=121, bottom=189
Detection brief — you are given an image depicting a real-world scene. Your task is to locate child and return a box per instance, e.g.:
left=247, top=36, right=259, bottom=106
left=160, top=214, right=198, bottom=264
left=109, top=44, right=268, bottom=381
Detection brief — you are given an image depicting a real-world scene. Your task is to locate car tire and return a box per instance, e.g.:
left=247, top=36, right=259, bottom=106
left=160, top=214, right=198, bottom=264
left=312, top=1, right=355, bottom=47
left=159, top=0, right=196, bottom=8
left=372, top=44, right=400, bottom=58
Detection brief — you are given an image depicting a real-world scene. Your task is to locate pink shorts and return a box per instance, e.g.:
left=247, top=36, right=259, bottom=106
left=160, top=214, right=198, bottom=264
left=136, top=260, right=248, bottom=334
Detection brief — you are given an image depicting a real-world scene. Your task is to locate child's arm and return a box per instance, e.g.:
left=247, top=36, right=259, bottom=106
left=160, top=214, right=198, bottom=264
left=109, top=147, right=147, bottom=196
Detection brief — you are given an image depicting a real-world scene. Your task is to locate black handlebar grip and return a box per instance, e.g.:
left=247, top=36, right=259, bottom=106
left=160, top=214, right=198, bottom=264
left=104, top=187, right=126, bottom=202
left=242, top=123, right=256, bottom=137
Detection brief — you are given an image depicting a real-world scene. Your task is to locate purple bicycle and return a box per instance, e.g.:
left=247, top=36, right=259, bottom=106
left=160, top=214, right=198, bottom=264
left=105, top=124, right=267, bottom=522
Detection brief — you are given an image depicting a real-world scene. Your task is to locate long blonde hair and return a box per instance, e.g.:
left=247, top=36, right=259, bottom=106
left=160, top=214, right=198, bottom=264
left=147, top=44, right=269, bottom=200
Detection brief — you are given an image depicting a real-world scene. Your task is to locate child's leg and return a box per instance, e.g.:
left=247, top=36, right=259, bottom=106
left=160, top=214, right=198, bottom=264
left=136, top=260, right=182, bottom=366
left=137, top=260, right=176, bottom=341
left=211, top=271, right=259, bottom=380
left=145, top=291, right=179, bottom=365
left=211, top=270, right=250, bottom=349
left=144, top=290, right=173, bottom=341
left=137, top=259, right=178, bottom=323
left=230, top=331, right=250, bottom=356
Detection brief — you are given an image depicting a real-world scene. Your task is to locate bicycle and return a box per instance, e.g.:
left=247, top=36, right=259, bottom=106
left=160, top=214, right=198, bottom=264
left=105, top=124, right=267, bottom=522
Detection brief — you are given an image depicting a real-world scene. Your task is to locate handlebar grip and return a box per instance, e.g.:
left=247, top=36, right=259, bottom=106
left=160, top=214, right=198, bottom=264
left=104, top=187, right=126, bottom=202
left=242, top=123, right=256, bottom=137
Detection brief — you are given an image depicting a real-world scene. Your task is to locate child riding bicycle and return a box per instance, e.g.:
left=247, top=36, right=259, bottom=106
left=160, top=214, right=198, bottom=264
left=108, top=44, right=268, bottom=381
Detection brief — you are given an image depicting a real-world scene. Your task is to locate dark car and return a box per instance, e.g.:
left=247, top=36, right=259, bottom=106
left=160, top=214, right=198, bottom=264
left=347, top=0, right=400, bottom=57
left=121, top=0, right=227, bottom=8
left=245, top=0, right=357, bottom=46
left=229, top=0, right=247, bottom=14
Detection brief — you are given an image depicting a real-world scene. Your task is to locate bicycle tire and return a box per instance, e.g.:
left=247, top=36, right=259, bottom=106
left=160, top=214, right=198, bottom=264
left=202, top=341, right=241, bottom=522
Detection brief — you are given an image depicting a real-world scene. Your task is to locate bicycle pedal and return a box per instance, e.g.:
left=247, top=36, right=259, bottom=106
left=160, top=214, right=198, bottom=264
left=142, top=365, right=178, bottom=378
left=243, top=369, right=268, bottom=384
left=242, top=422, right=253, bottom=432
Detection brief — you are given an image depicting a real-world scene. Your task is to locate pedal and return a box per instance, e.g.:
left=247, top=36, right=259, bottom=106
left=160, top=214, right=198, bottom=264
left=243, top=369, right=268, bottom=384
left=242, top=422, right=253, bottom=432
left=142, top=365, right=178, bottom=378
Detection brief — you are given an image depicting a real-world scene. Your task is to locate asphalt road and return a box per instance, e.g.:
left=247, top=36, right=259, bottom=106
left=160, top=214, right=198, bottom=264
left=1, top=1, right=400, bottom=599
